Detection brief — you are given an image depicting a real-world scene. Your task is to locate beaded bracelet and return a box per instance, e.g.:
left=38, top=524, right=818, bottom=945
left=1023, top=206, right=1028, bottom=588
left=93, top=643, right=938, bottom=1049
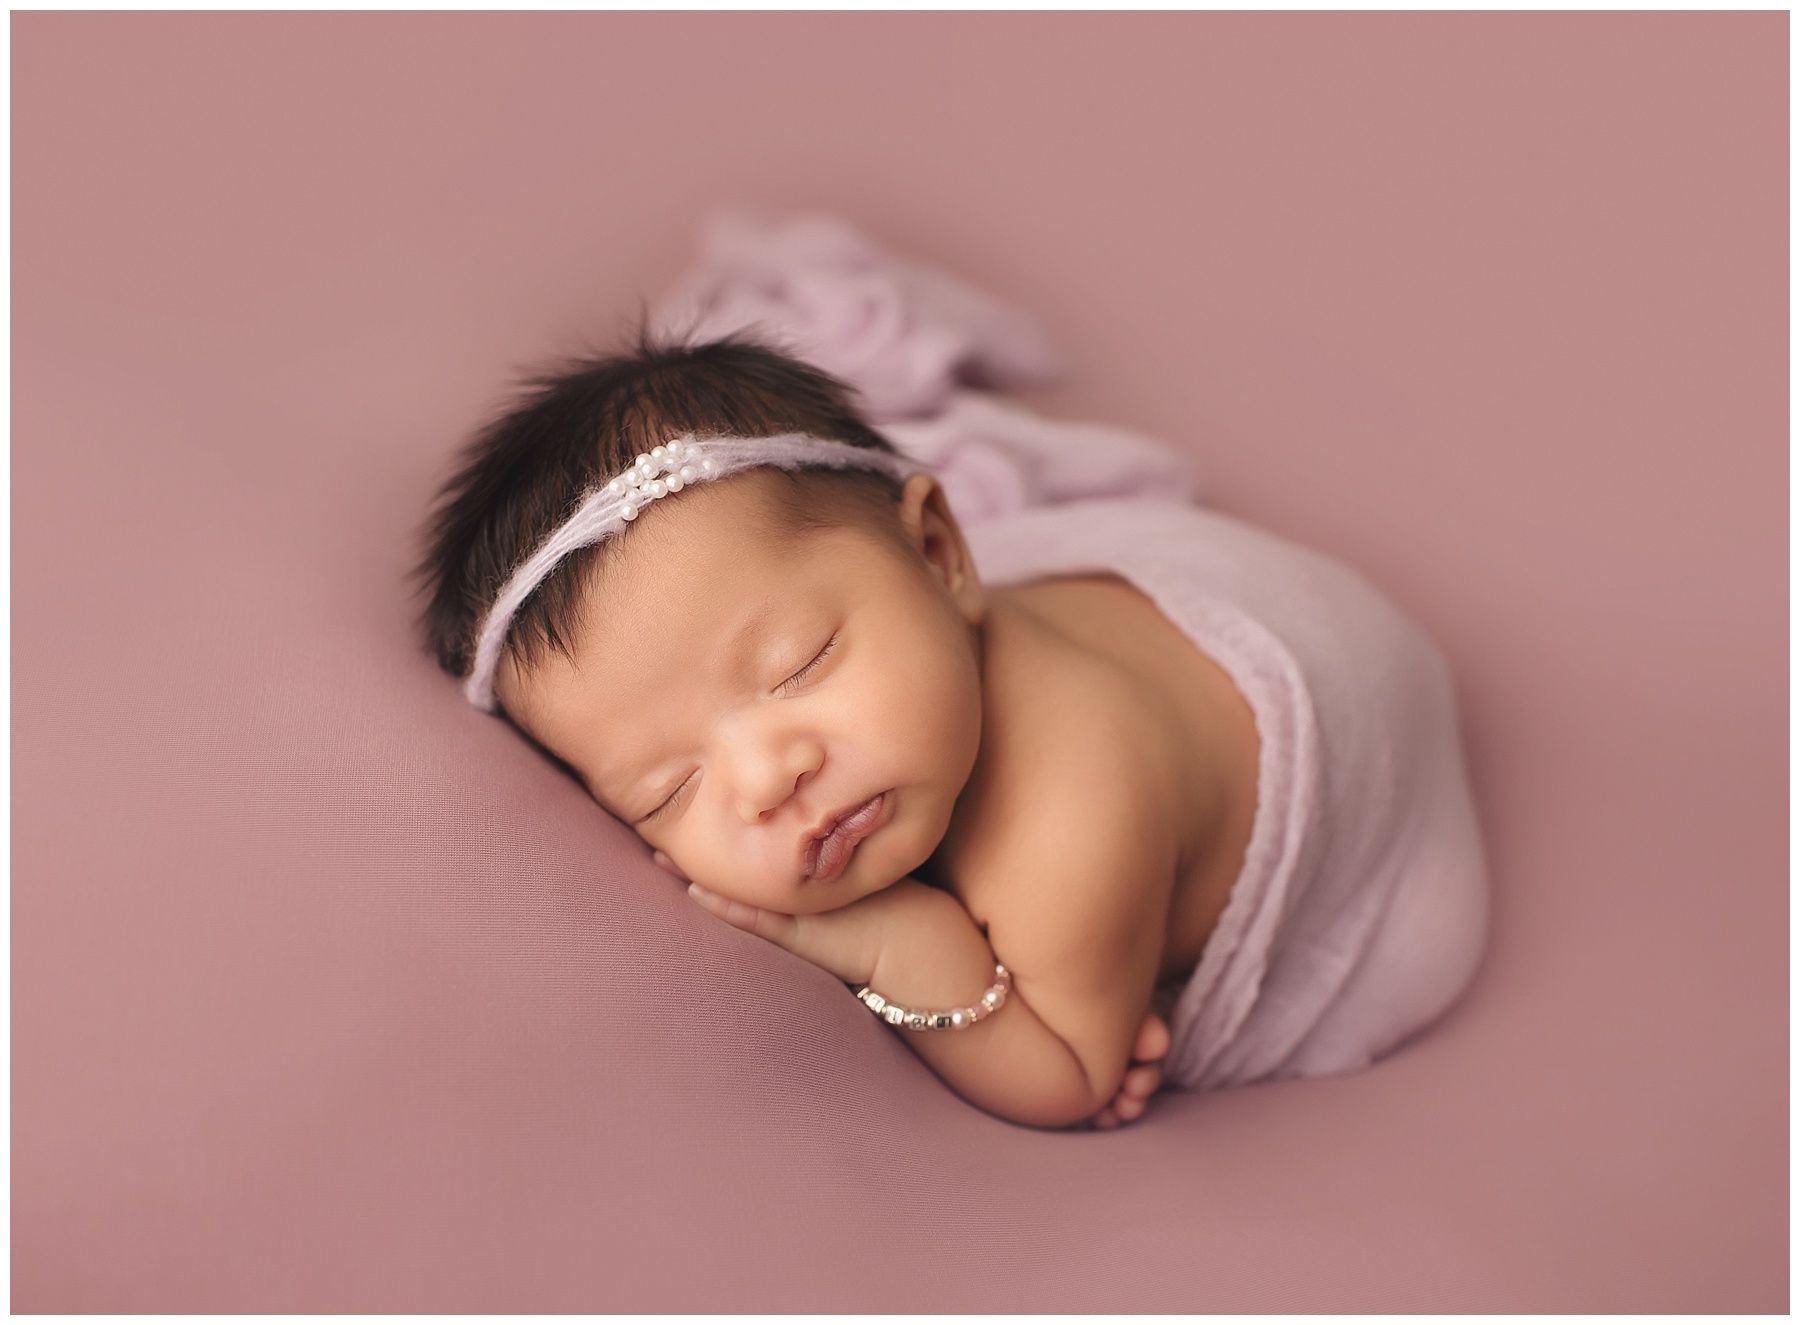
left=850, top=963, right=1011, bottom=1031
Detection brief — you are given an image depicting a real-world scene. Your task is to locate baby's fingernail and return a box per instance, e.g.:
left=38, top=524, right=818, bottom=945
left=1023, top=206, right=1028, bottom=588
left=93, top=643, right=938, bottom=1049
left=687, top=883, right=708, bottom=900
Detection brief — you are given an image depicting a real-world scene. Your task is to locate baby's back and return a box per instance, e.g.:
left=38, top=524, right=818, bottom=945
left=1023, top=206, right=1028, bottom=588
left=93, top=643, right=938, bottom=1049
left=987, top=571, right=1261, bottom=996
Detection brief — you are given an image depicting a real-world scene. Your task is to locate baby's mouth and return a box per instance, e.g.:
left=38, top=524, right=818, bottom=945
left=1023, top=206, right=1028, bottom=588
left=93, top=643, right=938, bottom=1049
left=804, top=791, right=890, bottom=881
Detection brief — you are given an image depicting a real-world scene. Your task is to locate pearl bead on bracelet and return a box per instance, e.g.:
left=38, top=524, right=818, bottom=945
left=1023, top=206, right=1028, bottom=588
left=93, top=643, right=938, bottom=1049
left=851, top=963, right=1011, bottom=1031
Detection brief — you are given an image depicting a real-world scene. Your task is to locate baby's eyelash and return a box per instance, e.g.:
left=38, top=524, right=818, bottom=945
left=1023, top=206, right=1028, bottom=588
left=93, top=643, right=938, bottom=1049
left=778, top=632, right=839, bottom=695
left=643, top=771, right=695, bottom=824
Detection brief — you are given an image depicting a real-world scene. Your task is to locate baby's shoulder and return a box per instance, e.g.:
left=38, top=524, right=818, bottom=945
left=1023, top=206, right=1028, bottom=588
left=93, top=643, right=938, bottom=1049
left=939, top=604, right=1184, bottom=941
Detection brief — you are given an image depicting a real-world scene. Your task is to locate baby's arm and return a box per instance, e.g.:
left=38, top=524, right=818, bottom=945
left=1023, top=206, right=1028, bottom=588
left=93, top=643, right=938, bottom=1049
left=868, top=770, right=1174, bottom=1130
left=866, top=883, right=1095, bottom=1129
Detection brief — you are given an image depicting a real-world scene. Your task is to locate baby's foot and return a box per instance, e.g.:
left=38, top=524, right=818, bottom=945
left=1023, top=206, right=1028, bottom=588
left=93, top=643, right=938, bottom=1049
left=1089, top=1008, right=1172, bottom=1130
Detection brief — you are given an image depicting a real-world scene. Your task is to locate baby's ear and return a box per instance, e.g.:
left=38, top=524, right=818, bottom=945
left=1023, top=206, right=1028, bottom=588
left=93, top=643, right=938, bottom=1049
left=652, top=849, right=690, bottom=883
left=897, top=472, right=985, bottom=626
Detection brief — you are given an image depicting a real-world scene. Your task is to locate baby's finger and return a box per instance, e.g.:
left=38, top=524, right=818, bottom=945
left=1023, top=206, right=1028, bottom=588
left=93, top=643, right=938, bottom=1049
left=685, top=882, right=882, bottom=986
left=688, top=884, right=793, bottom=944
left=1114, top=1094, right=1147, bottom=1122
left=1090, top=1106, right=1120, bottom=1130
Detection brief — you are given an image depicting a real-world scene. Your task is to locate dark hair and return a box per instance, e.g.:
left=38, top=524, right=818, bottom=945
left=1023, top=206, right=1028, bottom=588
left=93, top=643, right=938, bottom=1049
left=407, top=308, right=910, bottom=692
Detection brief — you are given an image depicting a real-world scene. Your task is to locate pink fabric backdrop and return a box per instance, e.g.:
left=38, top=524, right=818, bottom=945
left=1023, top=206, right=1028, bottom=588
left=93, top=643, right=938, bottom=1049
left=12, top=11, right=1786, bottom=1312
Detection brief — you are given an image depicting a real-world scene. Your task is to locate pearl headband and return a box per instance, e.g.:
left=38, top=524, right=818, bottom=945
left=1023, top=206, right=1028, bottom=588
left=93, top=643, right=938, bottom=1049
left=462, top=430, right=937, bottom=713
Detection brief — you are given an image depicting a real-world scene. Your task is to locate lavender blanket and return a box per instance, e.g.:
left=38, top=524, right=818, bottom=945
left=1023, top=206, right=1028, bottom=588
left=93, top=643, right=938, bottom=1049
left=647, top=210, right=1490, bottom=1089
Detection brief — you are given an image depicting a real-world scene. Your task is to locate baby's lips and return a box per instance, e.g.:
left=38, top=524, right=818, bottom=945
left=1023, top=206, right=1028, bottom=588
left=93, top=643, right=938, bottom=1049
left=652, top=849, right=690, bottom=883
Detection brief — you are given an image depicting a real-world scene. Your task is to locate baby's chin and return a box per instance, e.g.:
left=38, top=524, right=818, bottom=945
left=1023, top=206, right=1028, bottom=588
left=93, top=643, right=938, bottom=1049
left=799, top=869, right=910, bottom=912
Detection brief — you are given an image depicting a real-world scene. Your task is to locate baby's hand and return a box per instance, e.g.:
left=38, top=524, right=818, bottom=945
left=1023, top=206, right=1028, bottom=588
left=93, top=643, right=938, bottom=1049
left=684, top=872, right=934, bottom=988
left=1088, top=1008, right=1172, bottom=1130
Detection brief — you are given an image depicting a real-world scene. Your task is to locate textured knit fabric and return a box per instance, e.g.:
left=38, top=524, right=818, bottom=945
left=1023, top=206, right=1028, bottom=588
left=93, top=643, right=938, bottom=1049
left=964, top=497, right=1490, bottom=1091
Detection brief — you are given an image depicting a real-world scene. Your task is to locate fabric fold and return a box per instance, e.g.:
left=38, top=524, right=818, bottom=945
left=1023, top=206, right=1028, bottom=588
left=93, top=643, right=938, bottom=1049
left=648, top=207, right=1205, bottom=526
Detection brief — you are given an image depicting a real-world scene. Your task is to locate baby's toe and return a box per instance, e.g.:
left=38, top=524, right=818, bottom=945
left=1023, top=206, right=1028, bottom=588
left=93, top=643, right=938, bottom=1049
left=1123, top=1063, right=1162, bottom=1098
left=1090, top=1106, right=1120, bottom=1130
left=1133, top=1012, right=1172, bottom=1062
left=1114, top=1093, right=1147, bottom=1122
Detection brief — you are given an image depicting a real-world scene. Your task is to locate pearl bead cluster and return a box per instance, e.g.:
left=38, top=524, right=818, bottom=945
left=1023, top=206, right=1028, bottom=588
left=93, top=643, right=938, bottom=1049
left=604, top=436, right=721, bottom=522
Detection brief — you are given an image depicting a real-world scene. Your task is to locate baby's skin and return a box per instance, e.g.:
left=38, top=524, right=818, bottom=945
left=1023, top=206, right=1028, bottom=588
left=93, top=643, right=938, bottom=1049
left=499, top=466, right=1194, bottom=1129
left=1092, top=1008, right=1172, bottom=1129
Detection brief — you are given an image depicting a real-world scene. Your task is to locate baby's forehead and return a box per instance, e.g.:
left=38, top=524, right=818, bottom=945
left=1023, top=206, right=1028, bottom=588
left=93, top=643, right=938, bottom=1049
left=586, top=471, right=887, bottom=616
left=555, top=490, right=878, bottom=682
left=591, top=487, right=795, bottom=610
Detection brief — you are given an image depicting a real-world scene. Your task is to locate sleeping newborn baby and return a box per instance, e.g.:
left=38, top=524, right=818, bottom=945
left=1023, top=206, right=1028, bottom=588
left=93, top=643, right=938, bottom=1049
left=413, top=322, right=1489, bottom=1131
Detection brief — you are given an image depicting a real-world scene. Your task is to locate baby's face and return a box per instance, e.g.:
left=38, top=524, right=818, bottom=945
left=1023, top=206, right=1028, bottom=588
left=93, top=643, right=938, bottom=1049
left=496, top=470, right=987, bottom=915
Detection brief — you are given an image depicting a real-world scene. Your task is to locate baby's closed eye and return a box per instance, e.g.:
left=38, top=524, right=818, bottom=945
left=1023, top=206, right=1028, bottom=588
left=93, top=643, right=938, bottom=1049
left=778, top=631, right=838, bottom=695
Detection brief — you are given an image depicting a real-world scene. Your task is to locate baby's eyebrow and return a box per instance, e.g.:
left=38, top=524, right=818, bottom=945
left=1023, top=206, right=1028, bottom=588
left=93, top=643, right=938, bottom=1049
left=722, top=595, right=783, bottom=672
